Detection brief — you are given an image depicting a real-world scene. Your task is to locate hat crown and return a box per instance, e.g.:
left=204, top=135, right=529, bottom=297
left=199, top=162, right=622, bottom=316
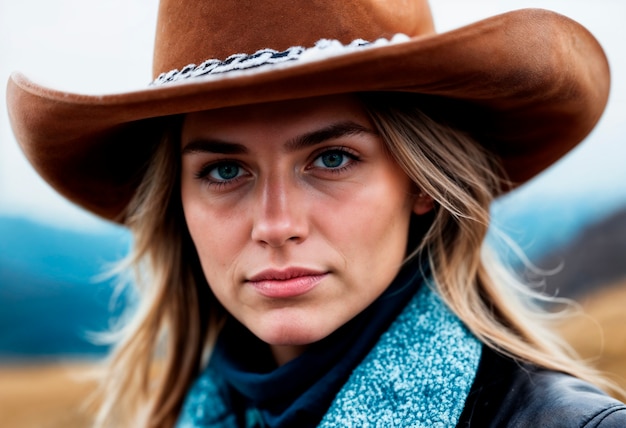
left=152, top=0, right=435, bottom=78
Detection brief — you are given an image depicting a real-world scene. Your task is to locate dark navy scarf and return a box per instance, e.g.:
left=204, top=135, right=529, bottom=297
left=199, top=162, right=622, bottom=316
left=195, top=258, right=424, bottom=427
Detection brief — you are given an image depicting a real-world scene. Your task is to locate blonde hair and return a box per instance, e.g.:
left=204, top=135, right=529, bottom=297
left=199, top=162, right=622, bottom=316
left=93, top=93, right=622, bottom=426
left=360, top=91, right=622, bottom=396
left=93, top=116, right=224, bottom=427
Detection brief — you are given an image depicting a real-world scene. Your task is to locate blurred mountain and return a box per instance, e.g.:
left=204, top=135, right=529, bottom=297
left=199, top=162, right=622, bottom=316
left=538, top=206, right=626, bottom=299
left=489, top=189, right=626, bottom=263
left=0, top=216, right=131, bottom=360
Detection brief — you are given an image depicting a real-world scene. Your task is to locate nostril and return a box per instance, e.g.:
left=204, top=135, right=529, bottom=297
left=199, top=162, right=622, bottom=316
left=251, top=216, right=307, bottom=247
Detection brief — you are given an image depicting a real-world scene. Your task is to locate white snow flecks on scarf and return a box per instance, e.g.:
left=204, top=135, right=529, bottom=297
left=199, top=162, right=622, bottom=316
left=151, top=34, right=411, bottom=86
left=318, top=284, right=482, bottom=428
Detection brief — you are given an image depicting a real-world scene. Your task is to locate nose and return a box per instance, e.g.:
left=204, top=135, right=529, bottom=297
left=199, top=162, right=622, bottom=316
left=250, top=174, right=309, bottom=247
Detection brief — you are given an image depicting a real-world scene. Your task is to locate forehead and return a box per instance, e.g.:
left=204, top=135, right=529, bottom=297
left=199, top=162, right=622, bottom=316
left=181, top=94, right=372, bottom=138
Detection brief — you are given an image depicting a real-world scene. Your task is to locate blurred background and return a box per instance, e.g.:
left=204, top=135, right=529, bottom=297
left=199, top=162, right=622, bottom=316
left=1, top=0, right=625, bottom=426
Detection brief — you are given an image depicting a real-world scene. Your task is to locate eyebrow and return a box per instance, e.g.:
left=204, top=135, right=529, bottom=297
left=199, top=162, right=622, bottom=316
left=181, top=120, right=376, bottom=155
left=285, top=121, right=376, bottom=152
left=181, top=139, right=247, bottom=155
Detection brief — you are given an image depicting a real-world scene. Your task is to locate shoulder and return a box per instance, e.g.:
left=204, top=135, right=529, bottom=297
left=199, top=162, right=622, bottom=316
left=458, top=346, right=626, bottom=428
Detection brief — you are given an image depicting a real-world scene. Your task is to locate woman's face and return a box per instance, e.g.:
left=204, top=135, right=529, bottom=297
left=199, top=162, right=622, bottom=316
left=180, top=94, right=432, bottom=363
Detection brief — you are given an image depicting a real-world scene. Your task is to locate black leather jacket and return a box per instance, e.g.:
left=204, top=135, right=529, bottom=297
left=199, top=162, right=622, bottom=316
left=458, top=346, right=626, bottom=427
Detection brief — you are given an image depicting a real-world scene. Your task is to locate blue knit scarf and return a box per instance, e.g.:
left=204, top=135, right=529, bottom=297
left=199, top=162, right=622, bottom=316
left=177, top=276, right=482, bottom=427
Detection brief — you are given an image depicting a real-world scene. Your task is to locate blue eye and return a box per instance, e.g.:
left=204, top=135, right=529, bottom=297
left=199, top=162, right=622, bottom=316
left=314, top=150, right=350, bottom=169
left=208, top=162, right=243, bottom=181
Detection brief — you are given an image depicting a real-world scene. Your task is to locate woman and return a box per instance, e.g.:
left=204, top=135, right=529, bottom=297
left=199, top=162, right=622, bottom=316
left=7, top=0, right=626, bottom=426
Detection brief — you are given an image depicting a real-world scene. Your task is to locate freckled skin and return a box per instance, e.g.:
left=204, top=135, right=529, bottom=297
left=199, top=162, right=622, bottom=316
left=180, top=94, right=433, bottom=364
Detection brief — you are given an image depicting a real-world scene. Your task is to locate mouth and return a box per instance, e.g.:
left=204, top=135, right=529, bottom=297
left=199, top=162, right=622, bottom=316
left=246, top=268, right=329, bottom=298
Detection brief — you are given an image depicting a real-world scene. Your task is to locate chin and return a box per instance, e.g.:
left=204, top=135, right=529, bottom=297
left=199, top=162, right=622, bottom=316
left=253, top=313, right=336, bottom=346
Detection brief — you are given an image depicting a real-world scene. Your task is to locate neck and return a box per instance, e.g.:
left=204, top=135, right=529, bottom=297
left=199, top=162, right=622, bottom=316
left=271, top=344, right=309, bottom=366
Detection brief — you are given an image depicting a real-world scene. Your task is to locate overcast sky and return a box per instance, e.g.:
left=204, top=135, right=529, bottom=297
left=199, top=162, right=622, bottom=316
left=1, top=0, right=625, bottom=230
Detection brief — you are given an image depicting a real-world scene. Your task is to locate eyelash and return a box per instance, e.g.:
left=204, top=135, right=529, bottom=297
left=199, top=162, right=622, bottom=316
left=194, top=160, right=247, bottom=189
left=307, top=146, right=360, bottom=174
left=194, top=147, right=360, bottom=188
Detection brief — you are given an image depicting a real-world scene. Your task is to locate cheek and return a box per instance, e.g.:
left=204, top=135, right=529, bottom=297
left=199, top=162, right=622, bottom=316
left=181, top=192, right=247, bottom=282
left=321, top=174, right=414, bottom=267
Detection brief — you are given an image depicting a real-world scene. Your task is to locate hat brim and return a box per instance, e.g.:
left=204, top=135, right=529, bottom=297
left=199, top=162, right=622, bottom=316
left=7, top=9, right=609, bottom=223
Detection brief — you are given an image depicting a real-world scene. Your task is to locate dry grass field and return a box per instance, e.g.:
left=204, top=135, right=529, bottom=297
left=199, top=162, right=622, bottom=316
left=1, top=282, right=625, bottom=427
left=558, top=280, right=626, bottom=397
left=0, top=362, right=99, bottom=427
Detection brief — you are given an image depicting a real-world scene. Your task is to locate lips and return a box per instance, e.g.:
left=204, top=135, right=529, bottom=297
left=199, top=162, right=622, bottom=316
left=246, top=268, right=328, bottom=298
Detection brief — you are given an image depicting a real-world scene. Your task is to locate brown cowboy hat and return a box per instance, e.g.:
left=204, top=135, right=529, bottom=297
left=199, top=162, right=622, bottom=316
left=6, top=0, right=610, bottom=223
